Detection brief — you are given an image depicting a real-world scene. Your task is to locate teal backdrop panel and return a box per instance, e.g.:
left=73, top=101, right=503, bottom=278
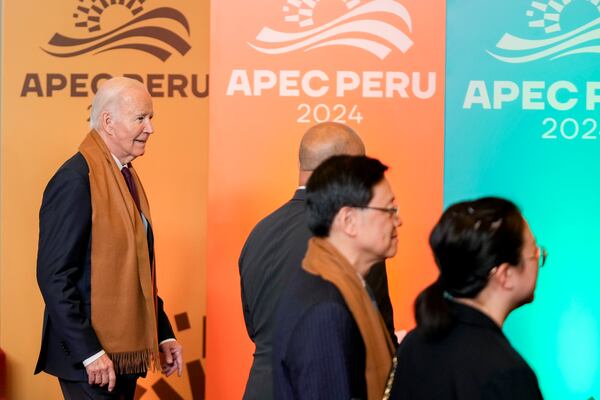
left=446, top=0, right=600, bottom=398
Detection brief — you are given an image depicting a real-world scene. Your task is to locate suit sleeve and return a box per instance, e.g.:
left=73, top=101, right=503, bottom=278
left=283, top=302, right=359, bottom=400
left=238, top=244, right=256, bottom=341
left=157, top=295, right=175, bottom=342
left=145, top=218, right=175, bottom=342
left=36, top=168, right=103, bottom=364
left=365, top=261, right=397, bottom=346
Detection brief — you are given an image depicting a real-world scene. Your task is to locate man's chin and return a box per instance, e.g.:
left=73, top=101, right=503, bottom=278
left=132, top=148, right=146, bottom=158
left=386, top=244, right=398, bottom=259
left=378, top=251, right=395, bottom=262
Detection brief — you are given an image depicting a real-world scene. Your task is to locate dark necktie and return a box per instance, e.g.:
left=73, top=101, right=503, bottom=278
left=121, top=166, right=141, bottom=211
left=121, top=166, right=154, bottom=264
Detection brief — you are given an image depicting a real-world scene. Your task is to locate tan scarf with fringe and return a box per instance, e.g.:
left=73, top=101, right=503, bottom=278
left=79, top=130, right=159, bottom=374
left=303, top=238, right=394, bottom=400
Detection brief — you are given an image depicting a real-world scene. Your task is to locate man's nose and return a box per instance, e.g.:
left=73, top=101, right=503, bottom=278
left=394, top=214, right=403, bottom=227
left=145, top=119, right=154, bottom=134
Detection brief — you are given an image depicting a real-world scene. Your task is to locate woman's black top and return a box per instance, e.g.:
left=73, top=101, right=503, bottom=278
left=390, top=302, right=543, bottom=399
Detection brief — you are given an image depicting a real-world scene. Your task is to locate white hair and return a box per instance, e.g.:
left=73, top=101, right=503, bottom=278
left=89, top=77, right=146, bottom=130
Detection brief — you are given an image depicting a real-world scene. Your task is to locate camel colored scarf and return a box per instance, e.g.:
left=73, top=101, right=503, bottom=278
left=79, top=130, right=159, bottom=374
left=302, top=238, right=394, bottom=400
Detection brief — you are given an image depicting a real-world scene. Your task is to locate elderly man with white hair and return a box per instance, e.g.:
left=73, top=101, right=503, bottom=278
left=35, top=77, right=182, bottom=399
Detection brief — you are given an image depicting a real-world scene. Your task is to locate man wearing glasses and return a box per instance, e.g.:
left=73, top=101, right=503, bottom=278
left=239, top=123, right=396, bottom=400
left=272, top=155, right=401, bottom=399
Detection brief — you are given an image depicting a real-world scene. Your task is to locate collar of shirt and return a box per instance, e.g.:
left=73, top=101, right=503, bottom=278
left=356, top=271, right=379, bottom=311
left=450, top=301, right=505, bottom=336
left=111, top=154, right=125, bottom=170
left=355, top=271, right=366, bottom=287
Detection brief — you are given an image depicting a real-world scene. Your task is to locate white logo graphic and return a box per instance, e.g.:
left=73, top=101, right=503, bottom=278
left=248, top=0, right=413, bottom=60
left=489, top=0, right=600, bottom=63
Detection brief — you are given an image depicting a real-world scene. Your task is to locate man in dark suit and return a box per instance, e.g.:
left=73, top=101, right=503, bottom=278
left=239, top=123, right=396, bottom=400
left=273, top=155, right=401, bottom=399
left=35, top=77, right=183, bottom=399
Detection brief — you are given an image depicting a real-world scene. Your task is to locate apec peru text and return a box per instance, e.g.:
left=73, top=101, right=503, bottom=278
left=226, top=70, right=436, bottom=98
left=464, top=80, right=600, bottom=110
left=20, top=73, right=209, bottom=98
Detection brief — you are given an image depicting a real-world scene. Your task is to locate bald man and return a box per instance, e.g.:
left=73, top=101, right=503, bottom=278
left=35, top=77, right=182, bottom=399
left=239, top=122, right=395, bottom=400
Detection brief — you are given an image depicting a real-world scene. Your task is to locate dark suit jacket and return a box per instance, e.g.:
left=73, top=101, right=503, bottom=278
left=390, top=302, right=543, bottom=399
left=239, top=189, right=395, bottom=400
left=34, top=152, right=174, bottom=381
left=272, top=267, right=367, bottom=400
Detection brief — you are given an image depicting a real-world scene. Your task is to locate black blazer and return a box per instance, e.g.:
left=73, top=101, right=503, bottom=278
left=390, top=302, right=543, bottom=399
left=34, top=153, right=174, bottom=381
left=272, top=266, right=367, bottom=400
left=239, top=189, right=395, bottom=400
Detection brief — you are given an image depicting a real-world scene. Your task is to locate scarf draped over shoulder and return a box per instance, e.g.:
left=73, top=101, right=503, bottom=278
left=303, top=237, right=394, bottom=400
left=79, top=130, right=159, bottom=374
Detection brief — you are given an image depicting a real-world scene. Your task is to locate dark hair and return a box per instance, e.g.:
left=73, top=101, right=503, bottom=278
left=306, top=155, right=388, bottom=237
left=415, top=197, right=524, bottom=337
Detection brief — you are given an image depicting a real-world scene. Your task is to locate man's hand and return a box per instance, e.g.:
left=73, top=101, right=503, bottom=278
left=159, top=341, right=183, bottom=377
left=85, top=354, right=116, bottom=392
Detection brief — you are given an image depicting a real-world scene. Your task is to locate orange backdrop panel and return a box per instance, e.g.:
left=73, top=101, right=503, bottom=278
left=208, top=0, right=445, bottom=398
left=0, top=1, right=208, bottom=399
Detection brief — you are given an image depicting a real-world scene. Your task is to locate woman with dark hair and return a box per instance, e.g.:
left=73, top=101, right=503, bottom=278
left=389, top=197, right=544, bottom=399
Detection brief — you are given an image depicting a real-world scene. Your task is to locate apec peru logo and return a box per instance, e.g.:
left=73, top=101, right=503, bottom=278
left=42, top=0, right=191, bottom=62
left=248, top=0, right=413, bottom=60
left=489, top=0, right=600, bottom=63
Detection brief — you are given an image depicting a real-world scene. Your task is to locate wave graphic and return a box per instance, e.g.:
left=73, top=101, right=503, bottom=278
left=42, top=7, right=191, bottom=62
left=249, top=0, right=413, bottom=60
left=488, top=16, right=600, bottom=63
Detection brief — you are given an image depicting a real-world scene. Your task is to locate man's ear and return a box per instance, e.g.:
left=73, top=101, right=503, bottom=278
left=101, top=111, right=113, bottom=135
left=335, top=206, right=358, bottom=237
left=491, top=262, right=515, bottom=290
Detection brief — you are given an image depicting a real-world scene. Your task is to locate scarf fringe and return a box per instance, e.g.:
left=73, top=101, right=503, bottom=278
left=108, top=349, right=157, bottom=375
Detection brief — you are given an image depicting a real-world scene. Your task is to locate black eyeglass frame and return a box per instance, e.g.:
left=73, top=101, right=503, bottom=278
left=538, top=246, right=548, bottom=269
left=352, top=205, right=399, bottom=218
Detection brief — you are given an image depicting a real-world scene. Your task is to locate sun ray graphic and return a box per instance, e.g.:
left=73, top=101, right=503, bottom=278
left=525, top=0, right=600, bottom=34
left=283, top=0, right=361, bottom=28
left=72, top=0, right=145, bottom=32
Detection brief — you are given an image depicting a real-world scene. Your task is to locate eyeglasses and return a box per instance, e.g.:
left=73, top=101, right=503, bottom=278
left=488, top=245, right=548, bottom=278
left=527, top=245, right=547, bottom=269
left=353, top=205, right=399, bottom=218
left=537, top=246, right=548, bottom=269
